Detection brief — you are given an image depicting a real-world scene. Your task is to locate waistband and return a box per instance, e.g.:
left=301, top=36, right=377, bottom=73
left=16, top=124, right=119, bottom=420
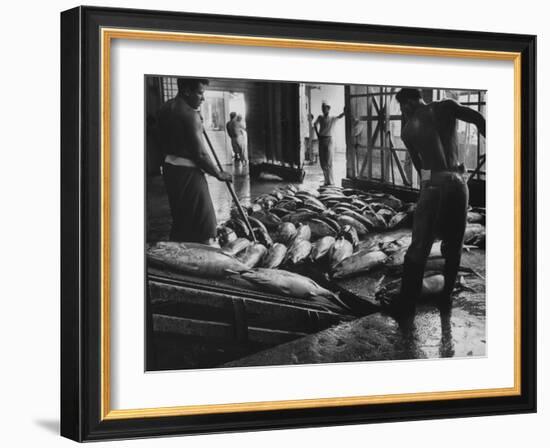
left=420, top=165, right=465, bottom=182
left=164, top=155, right=197, bottom=168
left=319, top=135, right=333, bottom=139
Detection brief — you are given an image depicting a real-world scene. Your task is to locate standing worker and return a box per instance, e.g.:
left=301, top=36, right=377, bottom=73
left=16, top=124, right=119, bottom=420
left=226, top=112, right=238, bottom=160
left=226, top=112, right=247, bottom=164
left=157, top=78, right=232, bottom=244
left=313, top=101, right=345, bottom=186
left=391, top=88, right=486, bottom=315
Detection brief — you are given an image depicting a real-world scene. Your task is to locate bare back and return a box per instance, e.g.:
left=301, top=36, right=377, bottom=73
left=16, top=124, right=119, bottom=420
left=401, top=100, right=460, bottom=171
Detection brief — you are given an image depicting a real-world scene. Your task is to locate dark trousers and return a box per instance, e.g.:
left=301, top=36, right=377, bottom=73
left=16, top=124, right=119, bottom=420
left=318, top=136, right=334, bottom=185
left=401, top=172, right=469, bottom=301
left=231, top=138, right=243, bottom=161
left=162, top=163, right=217, bottom=242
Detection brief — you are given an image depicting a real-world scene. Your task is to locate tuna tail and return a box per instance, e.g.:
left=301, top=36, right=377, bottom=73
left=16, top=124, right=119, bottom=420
left=457, top=276, right=476, bottom=292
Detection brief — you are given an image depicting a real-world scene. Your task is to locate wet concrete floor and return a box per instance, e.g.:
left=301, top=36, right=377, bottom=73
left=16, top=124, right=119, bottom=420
left=224, top=248, right=486, bottom=367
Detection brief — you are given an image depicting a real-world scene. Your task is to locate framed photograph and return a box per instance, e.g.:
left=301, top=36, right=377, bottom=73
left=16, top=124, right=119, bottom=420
left=60, top=6, right=536, bottom=441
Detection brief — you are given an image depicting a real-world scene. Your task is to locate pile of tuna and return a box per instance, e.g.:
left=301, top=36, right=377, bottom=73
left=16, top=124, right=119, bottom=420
left=218, top=184, right=418, bottom=279
left=148, top=184, right=486, bottom=312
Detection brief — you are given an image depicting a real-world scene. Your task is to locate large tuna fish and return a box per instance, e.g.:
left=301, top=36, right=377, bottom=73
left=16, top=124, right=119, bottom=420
left=251, top=210, right=282, bottom=230
left=261, top=243, right=288, bottom=268
left=311, top=236, right=336, bottom=261
left=376, top=209, right=394, bottom=223
left=285, top=239, right=313, bottom=265
left=271, top=189, right=284, bottom=201
left=222, top=237, right=252, bottom=256
left=217, top=226, right=237, bottom=247
left=241, top=268, right=337, bottom=301
left=148, top=242, right=250, bottom=277
left=248, top=215, right=269, bottom=233
left=246, top=203, right=263, bottom=215
left=329, top=237, right=354, bottom=269
left=380, top=235, right=412, bottom=254
left=316, top=214, right=341, bottom=233
left=362, top=210, right=388, bottom=230
left=467, top=211, right=484, bottom=224
left=270, top=207, right=291, bottom=219
left=385, top=246, right=408, bottom=267
left=388, top=211, right=410, bottom=229
left=369, top=202, right=397, bottom=214
left=342, top=210, right=375, bottom=230
left=253, top=227, right=273, bottom=247
left=376, top=274, right=445, bottom=307
left=293, top=223, right=312, bottom=242
left=296, top=187, right=319, bottom=198
left=301, top=197, right=327, bottom=212
left=351, top=198, right=369, bottom=209
left=307, top=218, right=338, bottom=239
left=237, top=243, right=268, bottom=268
left=340, top=224, right=359, bottom=248
left=376, top=194, right=403, bottom=211
left=277, top=199, right=300, bottom=210
left=225, top=218, right=252, bottom=239
left=274, top=222, right=296, bottom=245
left=332, top=250, right=388, bottom=279
left=337, top=215, right=368, bottom=236
left=285, top=210, right=319, bottom=225
left=319, top=193, right=346, bottom=202
left=464, top=223, right=486, bottom=247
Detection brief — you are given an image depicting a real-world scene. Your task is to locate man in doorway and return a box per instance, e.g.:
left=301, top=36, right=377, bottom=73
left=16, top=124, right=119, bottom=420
left=392, top=88, right=486, bottom=315
left=313, top=101, right=345, bottom=185
left=157, top=77, right=232, bottom=244
left=226, top=112, right=247, bottom=164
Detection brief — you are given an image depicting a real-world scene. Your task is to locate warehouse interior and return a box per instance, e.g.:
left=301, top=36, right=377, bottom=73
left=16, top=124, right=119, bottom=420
left=145, top=76, right=487, bottom=371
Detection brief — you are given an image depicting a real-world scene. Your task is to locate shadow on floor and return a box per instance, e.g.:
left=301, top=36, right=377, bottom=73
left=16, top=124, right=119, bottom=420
left=33, top=419, right=59, bottom=435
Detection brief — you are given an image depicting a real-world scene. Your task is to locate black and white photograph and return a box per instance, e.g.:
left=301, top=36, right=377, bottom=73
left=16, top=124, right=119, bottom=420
left=145, top=75, right=487, bottom=371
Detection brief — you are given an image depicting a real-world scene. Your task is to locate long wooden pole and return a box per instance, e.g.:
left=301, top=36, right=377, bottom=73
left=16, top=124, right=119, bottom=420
left=202, top=130, right=257, bottom=242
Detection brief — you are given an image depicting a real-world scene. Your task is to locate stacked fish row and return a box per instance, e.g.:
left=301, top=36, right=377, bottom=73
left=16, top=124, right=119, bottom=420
left=218, top=184, right=486, bottom=280
left=146, top=241, right=347, bottom=312
left=148, top=185, right=486, bottom=310
left=217, top=185, right=417, bottom=279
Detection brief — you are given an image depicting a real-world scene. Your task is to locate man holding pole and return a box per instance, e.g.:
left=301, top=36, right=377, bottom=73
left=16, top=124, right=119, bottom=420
left=157, top=78, right=232, bottom=244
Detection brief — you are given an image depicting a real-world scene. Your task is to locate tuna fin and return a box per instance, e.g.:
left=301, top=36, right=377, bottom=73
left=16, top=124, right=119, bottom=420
left=375, top=274, right=386, bottom=289
left=225, top=268, right=252, bottom=275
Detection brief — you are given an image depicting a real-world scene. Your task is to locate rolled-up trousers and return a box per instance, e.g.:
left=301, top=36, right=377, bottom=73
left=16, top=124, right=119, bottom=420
left=401, top=172, right=469, bottom=301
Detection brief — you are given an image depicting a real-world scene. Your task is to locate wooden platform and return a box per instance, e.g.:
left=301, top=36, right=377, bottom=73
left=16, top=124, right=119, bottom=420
left=147, top=268, right=353, bottom=370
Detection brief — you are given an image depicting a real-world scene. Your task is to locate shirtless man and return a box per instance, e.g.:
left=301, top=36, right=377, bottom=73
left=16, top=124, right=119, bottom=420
left=392, top=88, right=486, bottom=315
left=158, top=78, right=232, bottom=244
left=313, top=101, right=345, bottom=185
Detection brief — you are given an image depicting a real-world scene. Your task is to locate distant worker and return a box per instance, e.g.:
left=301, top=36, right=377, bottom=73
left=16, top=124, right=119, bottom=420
left=392, top=88, right=486, bottom=315
left=157, top=78, right=232, bottom=244
left=226, top=112, right=247, bottom=164
left=313, top=101, right=345, bottom=185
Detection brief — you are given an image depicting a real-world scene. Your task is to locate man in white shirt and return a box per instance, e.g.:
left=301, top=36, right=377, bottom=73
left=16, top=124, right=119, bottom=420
left=313, top=101, right=345, bottom=185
